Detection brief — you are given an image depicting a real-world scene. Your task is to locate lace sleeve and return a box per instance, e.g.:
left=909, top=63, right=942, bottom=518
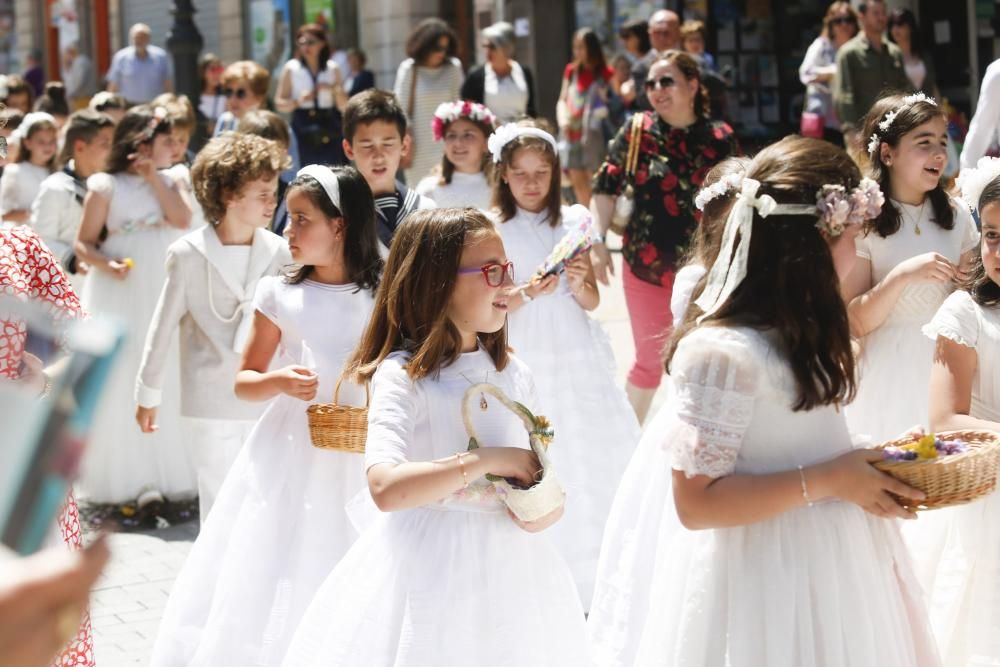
left=923, top=290, right=980, bottom=349
left=667, top=329, right=760, bottom=478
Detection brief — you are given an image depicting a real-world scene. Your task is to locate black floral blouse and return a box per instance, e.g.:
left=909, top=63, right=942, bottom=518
left=593, top=113, right=739, bottom=287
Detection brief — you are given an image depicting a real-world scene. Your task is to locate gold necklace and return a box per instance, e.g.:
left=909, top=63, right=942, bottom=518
left=901, top=200, right=926, bottom=235
left=460, top=370, right=491, bottom=411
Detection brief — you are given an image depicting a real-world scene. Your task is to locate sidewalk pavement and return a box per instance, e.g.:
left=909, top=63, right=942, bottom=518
left=87, top=251, right=669, bottom=665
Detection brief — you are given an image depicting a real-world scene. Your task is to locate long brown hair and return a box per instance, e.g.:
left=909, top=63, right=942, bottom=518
left=491, top=119, right=562, bottom=227
left=962, top=178, right=1000, bottom=307
left=822, top=1, right=858, bottom=40
left=861, top=93, right=953, bottom=238
left=667, top=136, right=858, bottom=411
left=348, top=208, right=509, bottom=382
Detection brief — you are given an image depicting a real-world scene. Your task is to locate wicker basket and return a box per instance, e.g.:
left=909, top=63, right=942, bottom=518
left=873, top=429, right=1000, bottom=510
left=462, top=383, right=565, bottom=523
left=306, top=377, right=369, bottom=453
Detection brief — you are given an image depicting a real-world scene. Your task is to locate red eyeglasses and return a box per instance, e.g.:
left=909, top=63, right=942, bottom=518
left=457, top=261, right=515, bottom=287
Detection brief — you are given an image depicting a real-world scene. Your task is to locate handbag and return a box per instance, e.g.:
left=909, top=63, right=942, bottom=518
left=400, top=63, right=418, bottom=170
left=799, top=111, right=825, bottom=139
left=297, top=63, right=340, bottom=149
left=610, top=113, right=645, bottom=236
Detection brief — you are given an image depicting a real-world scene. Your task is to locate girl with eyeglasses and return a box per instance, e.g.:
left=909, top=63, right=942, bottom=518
left=275, top=23, right=349, bottom=168
left=799, top=1, right=859, bottom=144
left=282, top=206, right=591, bottom=667
left=490, top=120, right=641, bottom=610
left=590, top=50, right=738, bottom=425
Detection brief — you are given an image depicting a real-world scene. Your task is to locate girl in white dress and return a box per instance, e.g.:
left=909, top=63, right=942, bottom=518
left=73, top=106, right=195, bottom=505
left=416, top=100, right=496, bottom=209
left=282, top=208, right=590, bottom=667
left=844, top=93, right=980, bottom=442
left=587, top=136, right=940, bottom=667
left=589, top=157, right=749, bottom=652
left=488, top=122, right=639, bottom=607
left=150, top=165, right=381, bottom=667
left=0, top=111, right=57, bottom=224
left=908, top=158, right=1000, bottom=666
left=134, top=133, right=291, bottom=524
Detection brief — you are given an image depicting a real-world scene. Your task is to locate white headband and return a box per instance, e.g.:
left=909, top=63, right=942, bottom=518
left=487, top=124, right=557, bottom=163
left=296, top=164, right=341, bottom=211
left=957, top=156, right=1000, bottom=214
left=693, top=177, right=884, bottom=323
left=11, top=112, right=56, bottom=143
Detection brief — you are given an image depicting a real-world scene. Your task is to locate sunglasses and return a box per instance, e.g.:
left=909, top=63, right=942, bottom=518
left=482, top=42, right=496, bottom=50
left=431, top=43, right=450, bottom=53
left=644, top=75, right=677, bottom=91
left=831, top=16, right=856, bottom=26
left=224, top=87, right=249, bottom=99
left=457, top=261, right=515, bottom=287
left=298, top=38, right=320, bottom=47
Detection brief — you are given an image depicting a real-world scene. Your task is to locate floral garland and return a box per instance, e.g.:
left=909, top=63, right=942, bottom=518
left=815, top=177, right=885, bottom=237
left=867, top=92, right=938, bottom=157
left=694, top=173, right=745, bottom=211
left=431, top=100, right=498, bottom=142
left=136, top=106, right=170, bottom=145
left=956, top=156, right=1000, bottom=213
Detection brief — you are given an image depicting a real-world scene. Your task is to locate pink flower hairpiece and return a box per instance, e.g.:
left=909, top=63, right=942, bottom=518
left=815, top=177, right=884, bottom=237
left=137, top=106, right=169, bottom=144
left=431, top=101, right=498, bottom=142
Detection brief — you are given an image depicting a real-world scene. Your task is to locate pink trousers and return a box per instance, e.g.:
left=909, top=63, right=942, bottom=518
left=622, top=265, right=675, bottom=389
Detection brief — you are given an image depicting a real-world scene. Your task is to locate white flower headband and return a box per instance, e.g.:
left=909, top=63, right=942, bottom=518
left=695, top=173, right=745, bottom=211
left=11, top=111, right=57, bottom=144
left=694, top=177, right=884, bottom=322
left=487, top=125, right=557, bottom=163
left=432, top=101, right=497, bottom=142
left=867, top=93, right=938, bottom=157
left=956, top=156, right=1000, bottom=213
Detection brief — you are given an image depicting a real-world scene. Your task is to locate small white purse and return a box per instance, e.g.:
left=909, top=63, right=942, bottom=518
left=462, top=383, right=565, bottom=523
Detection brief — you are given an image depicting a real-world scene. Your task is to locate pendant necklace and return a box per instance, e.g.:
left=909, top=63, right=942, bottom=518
left=902, top=200, right=926, bottom=236
left=460, top=370, right=491, bottom=411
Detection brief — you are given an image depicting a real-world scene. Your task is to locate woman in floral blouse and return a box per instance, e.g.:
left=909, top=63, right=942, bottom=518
left=589, top=50, right=738, bottom=423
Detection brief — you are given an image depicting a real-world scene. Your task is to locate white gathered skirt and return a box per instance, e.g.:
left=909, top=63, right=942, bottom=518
left=282, top=503, right=591, bottom=667
left=506, top=292, right=640, bottom=607
left=77, top=225, right=193, bottom=502
left=150, top=394, right=365, bottom=667
left=587, top=399, right=941, bottom=667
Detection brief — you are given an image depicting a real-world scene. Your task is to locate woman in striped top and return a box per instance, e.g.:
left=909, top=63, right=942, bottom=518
left=393, top=19, right=464, bottom=186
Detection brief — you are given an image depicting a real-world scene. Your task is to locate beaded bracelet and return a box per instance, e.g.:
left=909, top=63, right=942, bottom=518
left=455, top=451, right=469, bottom=488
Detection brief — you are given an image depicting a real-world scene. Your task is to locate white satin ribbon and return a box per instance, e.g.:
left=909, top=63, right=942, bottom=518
left=693, top=178, right=814, bottom=323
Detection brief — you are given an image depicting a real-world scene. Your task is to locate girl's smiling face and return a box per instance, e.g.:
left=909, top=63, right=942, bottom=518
left=449, top=231, right=513, bottom=350
left=443, top=118, right=487, bottom=174
left=880, top=116, right=948, bottom=202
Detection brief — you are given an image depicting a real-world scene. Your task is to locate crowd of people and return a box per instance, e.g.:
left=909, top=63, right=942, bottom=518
left=8, top=5, right=1000, bottom=667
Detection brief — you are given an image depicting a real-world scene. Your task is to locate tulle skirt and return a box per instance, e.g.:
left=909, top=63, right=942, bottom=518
left=282, top=503, right=591, bottom=667
left=587, top=399, right=940, bottom=667
left=507, top=293, right=640, bottom=607
left=150, top=394, right=366, bottom=667
left=77, top=226, right=193, bottom=502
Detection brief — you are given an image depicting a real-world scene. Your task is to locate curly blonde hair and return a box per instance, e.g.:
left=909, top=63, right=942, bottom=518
left=191, top=132, right=290, bottom=223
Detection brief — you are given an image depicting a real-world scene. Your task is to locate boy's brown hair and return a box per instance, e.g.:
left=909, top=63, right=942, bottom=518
left=237, top=110, right=291, bottom=149
left=342, top=89, right=407, bottom=144
left=191, top=132, right=290, bottom=223
left=151, top=93, right=197, bottom=133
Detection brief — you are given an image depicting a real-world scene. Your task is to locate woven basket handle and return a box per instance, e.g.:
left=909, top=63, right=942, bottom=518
left=332, top=374, right=371, bottom=408
left=462, top=383, right=541, bottom=455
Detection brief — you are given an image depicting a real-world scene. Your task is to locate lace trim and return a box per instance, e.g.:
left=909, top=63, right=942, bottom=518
left=669, top=381, right=755, bottom=478
left=921, top=321, right=976, bottom=349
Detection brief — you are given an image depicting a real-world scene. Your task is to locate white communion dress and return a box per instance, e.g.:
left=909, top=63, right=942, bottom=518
left=149, top=277, right=373, bottom=667
left=587, top=325, right=940, bottom=667
left=281, top=348, right=591, bottom=667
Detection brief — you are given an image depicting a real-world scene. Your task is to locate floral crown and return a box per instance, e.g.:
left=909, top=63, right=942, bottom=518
left=956, top=156, right=1000, bottom=213
left=695, top=173, right=745, bottom=211
left=694, top=177, right=884, bottom=323
left=136, top=106, right=170, bottom=145
left=867, top=93, right=938, bottom=157
left=431, top=101, right=498, bottom=142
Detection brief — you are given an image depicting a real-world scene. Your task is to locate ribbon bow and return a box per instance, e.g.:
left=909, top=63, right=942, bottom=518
left=694, top=178, right=776, bottom=322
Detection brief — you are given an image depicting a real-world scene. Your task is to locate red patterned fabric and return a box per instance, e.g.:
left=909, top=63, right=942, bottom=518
left=0, top=227, right=94, bottom=667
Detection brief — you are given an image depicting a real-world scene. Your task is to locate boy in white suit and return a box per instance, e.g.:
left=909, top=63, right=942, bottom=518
left=135, top=132, right=291, bottom=522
